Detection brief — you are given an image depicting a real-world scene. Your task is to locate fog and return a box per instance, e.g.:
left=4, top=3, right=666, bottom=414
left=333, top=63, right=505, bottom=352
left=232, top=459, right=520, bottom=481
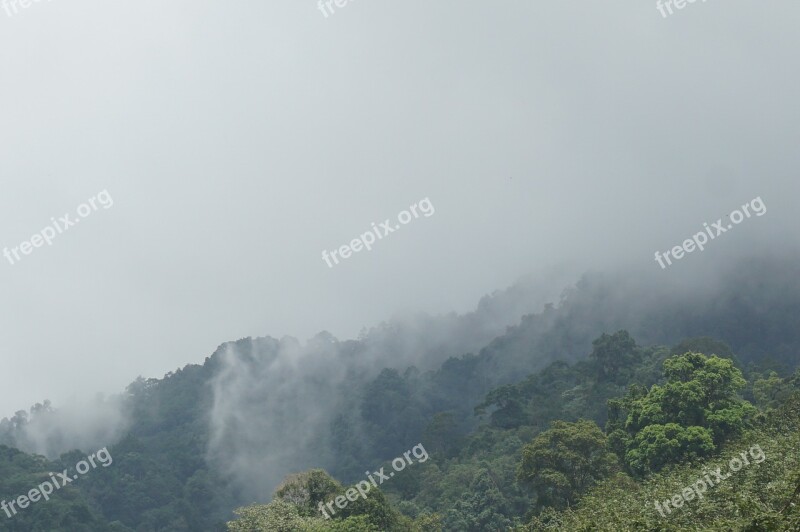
left=204, top=273, right=570, bottom=497
left=0, top=395, right=130, bottom=458
left=1, top=0, right=798, bottom=424
left=203, top=249, right=800, bottom=501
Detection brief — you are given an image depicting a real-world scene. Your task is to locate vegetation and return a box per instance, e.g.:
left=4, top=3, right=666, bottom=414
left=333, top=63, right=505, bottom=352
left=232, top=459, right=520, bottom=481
left=3, top=263, right=800, bottom=530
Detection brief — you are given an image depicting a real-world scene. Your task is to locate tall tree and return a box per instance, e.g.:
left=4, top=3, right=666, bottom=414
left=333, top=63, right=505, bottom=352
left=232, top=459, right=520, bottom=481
left=517, top=420, right=618, bottom=510
left=608, top=352, right=757, bottom=475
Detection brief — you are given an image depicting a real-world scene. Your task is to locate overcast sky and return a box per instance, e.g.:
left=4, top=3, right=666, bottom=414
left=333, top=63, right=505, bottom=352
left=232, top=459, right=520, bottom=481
left=0, top=0, right=798, bottom=412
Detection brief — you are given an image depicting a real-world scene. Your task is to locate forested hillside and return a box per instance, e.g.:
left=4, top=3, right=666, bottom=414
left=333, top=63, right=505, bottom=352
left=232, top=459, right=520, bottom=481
left=2, top=257, right=800, bottom=531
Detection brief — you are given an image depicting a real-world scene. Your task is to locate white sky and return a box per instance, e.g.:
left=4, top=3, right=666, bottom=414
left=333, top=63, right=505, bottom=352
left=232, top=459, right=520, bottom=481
left=1, top=0, right=798, bottom=412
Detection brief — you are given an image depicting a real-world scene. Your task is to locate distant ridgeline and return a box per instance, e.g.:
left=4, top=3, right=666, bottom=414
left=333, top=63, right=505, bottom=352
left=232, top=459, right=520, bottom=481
left=1, top=256, right=800, bottom=531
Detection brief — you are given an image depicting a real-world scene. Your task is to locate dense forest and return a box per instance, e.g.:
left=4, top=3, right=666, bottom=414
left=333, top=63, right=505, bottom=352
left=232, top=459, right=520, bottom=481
left=2, top=257, right=800, bottom=531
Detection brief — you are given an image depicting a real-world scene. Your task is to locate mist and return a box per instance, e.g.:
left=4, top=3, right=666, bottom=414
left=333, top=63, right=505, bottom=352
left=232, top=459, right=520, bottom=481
left=203, top=272, right=569, bottom=499
left=0, top=4, right=799, bottom=530
left=0, top=395, right=129, bottom=459
left=201, top=249, right=800, bottom=502
left=1, top=0, right=799, bottom=418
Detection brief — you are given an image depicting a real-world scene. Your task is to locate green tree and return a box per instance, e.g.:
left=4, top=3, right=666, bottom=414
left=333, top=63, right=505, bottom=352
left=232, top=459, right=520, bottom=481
left=423, top=412, right=461, bottom=457
left=610, top=352, right=757, bottom=474
left=750, top=370, right=800, bottom=410
left=444, top=470, right=513, bottom=531
left=589, top=330, right=640, bottom=383
left=474, top=385, right=525, bottom=429
left=274, top=469, right=341, bottom=516
left=226, top=500, right=323, bottom=531
left=517, top=420, right=618, bottom=510
left=624, top=423, right=714, bottom=473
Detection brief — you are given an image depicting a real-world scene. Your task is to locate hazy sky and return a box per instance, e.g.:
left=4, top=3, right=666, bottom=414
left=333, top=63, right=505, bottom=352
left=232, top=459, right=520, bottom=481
left=1, top=0, right=797, bottom=412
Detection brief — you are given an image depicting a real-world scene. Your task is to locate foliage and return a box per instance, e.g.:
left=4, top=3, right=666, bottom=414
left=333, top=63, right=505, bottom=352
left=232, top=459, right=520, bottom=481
left=4, top=265, right=800, bottom=532
left=518, top=396, right=800, bottom=530
left=607, top=352, right=757, bottom=475
left=517, top=420, right=618, bottom=510
left=0, top=445, right=110, bottom=532
left=588, top=330, right=641, bottom=383
left=273, top=469, right=341, bottom=516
